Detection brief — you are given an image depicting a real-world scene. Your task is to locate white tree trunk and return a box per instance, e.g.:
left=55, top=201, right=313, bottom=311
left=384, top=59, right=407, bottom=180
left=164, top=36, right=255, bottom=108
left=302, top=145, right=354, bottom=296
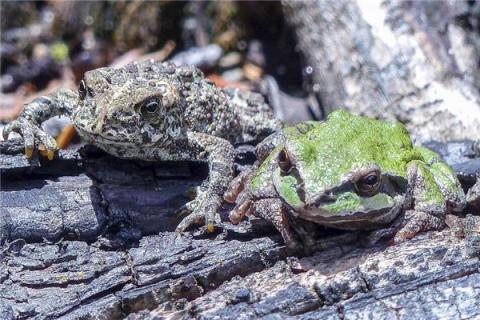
left=283, top=0, right=480, bottom=143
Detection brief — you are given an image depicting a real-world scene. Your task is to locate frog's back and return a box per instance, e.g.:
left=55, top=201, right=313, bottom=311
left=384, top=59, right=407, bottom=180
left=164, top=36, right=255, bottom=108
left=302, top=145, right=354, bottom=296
left=288, top=110, right=416, bottom=189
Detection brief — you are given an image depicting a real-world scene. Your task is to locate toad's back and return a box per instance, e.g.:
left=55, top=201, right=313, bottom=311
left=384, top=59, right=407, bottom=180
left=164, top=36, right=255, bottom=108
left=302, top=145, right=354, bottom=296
left=73, top=60, right=281, bottom=157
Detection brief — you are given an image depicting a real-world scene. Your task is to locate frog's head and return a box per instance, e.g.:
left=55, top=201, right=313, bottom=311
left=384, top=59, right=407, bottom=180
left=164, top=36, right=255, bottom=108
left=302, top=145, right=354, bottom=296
left=73, top=61, right=195, bottom=156
left=271, top=111, right=414, bottom=230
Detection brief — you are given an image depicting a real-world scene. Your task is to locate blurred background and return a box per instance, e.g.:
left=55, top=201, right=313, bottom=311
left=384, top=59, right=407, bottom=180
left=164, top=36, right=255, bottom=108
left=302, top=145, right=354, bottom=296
left=1, top=1, right=319, bottom=127
left=2, top=0, right=480, bottom=143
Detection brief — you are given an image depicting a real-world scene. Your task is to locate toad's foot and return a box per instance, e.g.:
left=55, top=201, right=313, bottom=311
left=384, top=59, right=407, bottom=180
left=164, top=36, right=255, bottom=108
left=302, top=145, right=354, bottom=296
left=176, top=191, right=223, bottom=233
left=176, top=131, right=235, bottom=233
left=3, top=117, right=57, bottom=160
left=2, top=93, right=77, bottom=159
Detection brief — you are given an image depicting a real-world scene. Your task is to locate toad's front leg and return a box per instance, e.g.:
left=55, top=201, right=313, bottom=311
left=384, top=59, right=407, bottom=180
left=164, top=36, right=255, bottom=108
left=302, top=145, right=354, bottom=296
left=3, top=89, right=78, bottom=159
left=176, top=131, right=235, bottom=232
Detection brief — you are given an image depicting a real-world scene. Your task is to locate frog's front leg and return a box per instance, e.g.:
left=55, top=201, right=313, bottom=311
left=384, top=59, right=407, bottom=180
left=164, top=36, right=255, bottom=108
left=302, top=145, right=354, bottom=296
left=176, top=131, right=235, bottom=232
left=251, top=198, right=304, bottom=254
left=394, top=160, right=450, bottom=242
left=415, top=146, right=466, bottom=212
left=224, top=166, right=255, bottom=205
left=3, top=89, right=78, bottom=159
left=467, top=177, right=480, bottom=209
left=255, top=131, right=285, bottom=162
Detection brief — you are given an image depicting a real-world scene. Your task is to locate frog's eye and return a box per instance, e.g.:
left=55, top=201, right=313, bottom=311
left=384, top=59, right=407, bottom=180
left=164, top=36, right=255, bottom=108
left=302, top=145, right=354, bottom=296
left=278, top=149, right=293, bottom=174
left=139, top=98, right=162, bottom=115
left=355, top=170, right=381, bottom=196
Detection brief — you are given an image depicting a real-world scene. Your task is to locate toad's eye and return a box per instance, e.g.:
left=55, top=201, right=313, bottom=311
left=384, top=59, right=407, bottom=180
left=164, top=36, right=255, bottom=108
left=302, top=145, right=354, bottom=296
left=139, top=98, right=162, bottom=115
left=278, top=148, right=293, bottom=174
left=78, top=80, right=94, bottom=100
left=79, top=80, right=87, bottom=100
left=354, top=170, right=381, bottom=196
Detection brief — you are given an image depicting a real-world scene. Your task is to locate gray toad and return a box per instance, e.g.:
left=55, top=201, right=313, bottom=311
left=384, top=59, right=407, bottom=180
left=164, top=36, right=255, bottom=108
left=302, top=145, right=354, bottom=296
left=4, top=60, right=282, bottom=232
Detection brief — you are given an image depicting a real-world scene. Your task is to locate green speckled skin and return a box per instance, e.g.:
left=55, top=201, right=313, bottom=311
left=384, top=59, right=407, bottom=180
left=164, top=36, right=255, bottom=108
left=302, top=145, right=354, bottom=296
left=255, top=110, right=415, bottom=195
left=226, top=110, right=466, bottom=253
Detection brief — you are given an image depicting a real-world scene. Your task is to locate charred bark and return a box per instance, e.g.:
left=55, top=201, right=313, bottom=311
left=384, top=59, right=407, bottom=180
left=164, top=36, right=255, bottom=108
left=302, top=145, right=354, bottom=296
left=1, top=136, right=479, bottom=319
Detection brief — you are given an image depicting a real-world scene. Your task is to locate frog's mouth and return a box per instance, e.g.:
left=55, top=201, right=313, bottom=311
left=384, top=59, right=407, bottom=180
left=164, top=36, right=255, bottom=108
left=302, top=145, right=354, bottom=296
left=273, top=168, right=405, bottom=230
left=298, top=194, right=404, bottom=230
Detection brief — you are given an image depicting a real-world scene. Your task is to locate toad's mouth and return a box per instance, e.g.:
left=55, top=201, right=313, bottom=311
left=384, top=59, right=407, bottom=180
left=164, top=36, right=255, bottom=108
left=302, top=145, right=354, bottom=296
left=74, top=125, right=138, bottom=146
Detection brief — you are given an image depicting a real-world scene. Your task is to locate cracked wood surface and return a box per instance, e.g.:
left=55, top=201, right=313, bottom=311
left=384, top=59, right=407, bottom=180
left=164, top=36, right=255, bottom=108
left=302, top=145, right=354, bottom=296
left=1, top=138, right=480, bottom=319
left=3, top=1, right=480, bottom=318
left=179, top=230, right=480, bottom=320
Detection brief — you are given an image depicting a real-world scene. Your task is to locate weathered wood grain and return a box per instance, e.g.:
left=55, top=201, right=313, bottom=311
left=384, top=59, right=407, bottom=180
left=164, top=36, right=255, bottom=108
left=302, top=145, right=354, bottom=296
left=1, top=136, right=479, bottom=319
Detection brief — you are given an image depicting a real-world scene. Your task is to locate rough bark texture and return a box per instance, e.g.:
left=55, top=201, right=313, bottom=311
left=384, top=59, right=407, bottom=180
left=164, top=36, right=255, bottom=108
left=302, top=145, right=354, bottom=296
left=283, top=0, right=480, bottom=143
left=3, top=2, right=480, bottom=317
left=1, top=137, right=480, bottom=319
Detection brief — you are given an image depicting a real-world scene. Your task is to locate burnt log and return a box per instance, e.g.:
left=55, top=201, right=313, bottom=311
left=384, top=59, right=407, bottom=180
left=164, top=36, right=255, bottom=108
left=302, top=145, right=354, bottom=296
left=1, top=136, right=479, bottom=319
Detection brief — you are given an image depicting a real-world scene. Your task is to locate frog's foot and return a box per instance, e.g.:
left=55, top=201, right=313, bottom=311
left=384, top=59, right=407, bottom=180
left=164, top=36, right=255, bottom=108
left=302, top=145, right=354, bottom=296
left=289, top=219, right=320, bottom=250
left=466, top=178, right=480, bottom=209
left=228, top=182, right=256, bottom=224
left=362, top=227, right=398, bottom=247
left=3, top=118, right=57, bottom=160
left=393, top=210, right=446, bottom=243
left=229, top=198, right=252, bottom=225
left=224, top=167, right=254, bottom=204
left=175, top=192, right=222, bottom=233
left=251, top=198, right=304, bottom=254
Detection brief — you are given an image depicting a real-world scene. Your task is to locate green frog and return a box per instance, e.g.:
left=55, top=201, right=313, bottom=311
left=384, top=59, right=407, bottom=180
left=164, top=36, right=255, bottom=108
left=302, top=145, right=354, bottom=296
left=225, top=110, right=466, bottom=253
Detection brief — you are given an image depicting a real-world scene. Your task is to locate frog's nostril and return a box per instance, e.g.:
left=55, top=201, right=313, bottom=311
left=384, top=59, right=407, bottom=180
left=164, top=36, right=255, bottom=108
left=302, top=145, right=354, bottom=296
left=297, top=184, right=306, bottom=203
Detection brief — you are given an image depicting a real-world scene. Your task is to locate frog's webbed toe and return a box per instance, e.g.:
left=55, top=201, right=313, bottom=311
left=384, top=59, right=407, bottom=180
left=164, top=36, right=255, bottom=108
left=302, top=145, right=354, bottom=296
left=394, top=210, right=446, bottom=243
left=224, top=167, right=254, bottom=204
left=229, top=197, right=253, bottom=225
left=3, top=118, right=57, bottom=159
left=225, top=168, right=257, bottom=224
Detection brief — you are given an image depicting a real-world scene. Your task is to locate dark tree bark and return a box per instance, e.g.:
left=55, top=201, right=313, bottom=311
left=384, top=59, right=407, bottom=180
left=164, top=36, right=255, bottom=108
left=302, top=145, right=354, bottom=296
left=1, top=137, right=479, bottom=319
left=2, top=1, right=480, bottom=318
